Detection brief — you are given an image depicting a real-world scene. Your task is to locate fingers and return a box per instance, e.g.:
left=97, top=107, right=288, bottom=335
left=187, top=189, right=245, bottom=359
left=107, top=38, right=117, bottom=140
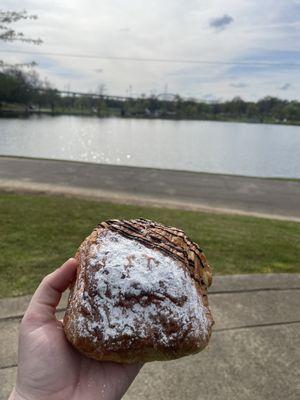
left=23, top=258, right=77, bottom=325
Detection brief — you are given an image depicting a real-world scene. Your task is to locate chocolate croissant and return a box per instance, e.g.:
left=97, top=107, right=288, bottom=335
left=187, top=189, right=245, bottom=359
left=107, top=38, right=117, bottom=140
left=63, top=219, right=214, bottom=363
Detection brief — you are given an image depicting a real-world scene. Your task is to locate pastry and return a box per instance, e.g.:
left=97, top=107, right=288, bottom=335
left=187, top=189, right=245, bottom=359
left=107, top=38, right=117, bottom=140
left=63, top=218, right=214, bottom=363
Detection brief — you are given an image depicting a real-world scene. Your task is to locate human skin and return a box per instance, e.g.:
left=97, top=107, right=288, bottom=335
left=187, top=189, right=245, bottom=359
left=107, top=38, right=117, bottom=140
left=9, top=258, right=142, bottom=400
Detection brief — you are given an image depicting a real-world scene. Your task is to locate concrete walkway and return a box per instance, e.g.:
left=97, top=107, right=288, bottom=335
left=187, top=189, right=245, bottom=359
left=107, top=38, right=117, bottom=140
left=1, top=156, right=300, bottom=221
left=1, top=274, right=299, bottom=400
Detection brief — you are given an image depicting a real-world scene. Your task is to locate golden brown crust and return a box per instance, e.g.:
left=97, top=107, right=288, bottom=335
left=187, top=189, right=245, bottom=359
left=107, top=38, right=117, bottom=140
left=63, top=219, right=214, bottom=363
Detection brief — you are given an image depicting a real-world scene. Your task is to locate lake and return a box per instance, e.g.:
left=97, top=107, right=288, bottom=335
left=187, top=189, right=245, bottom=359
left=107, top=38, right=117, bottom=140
left=0, top=115, right=299, bottom=178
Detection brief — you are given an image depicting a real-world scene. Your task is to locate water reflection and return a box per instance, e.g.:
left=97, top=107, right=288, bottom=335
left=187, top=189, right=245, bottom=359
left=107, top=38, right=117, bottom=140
left=0, top=115, right=299, bottom=178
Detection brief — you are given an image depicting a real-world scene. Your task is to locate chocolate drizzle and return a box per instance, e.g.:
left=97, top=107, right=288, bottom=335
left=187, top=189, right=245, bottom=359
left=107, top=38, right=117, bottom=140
left=98, top=218, right=212, bottom=290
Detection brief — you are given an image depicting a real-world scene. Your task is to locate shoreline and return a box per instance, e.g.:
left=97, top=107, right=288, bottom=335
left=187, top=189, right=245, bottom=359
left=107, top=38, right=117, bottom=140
left=1, top=108, right=299, bottom=127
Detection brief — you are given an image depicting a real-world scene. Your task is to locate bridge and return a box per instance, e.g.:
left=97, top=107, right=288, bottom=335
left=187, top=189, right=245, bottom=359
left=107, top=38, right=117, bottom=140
left=34, top=88, right=132, bottom=102
left=34, top=88, right=181, bottom=102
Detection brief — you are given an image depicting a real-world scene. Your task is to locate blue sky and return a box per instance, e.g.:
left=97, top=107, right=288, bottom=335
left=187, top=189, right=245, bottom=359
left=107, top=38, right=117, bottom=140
left=1, top=0, right=299, bottom=100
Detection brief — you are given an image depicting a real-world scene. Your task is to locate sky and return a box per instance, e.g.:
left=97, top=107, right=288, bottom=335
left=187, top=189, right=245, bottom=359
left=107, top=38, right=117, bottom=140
left=1, top=0, right=300, bottom=101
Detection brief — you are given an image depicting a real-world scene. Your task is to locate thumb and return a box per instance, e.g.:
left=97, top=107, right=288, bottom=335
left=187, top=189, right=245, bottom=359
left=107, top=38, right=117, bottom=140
left=23, top=258, right=77, bottom=325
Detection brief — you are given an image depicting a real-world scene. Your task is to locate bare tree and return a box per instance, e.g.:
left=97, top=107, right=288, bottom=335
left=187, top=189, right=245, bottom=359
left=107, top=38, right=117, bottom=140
left=0, top=10, right=42, bottom=44
left=0, top=9, right=42, bottom=69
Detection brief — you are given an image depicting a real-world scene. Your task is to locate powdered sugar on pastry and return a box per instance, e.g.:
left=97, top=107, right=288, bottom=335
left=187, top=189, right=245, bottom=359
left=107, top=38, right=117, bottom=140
left=73, top=231, right=211, bottom=348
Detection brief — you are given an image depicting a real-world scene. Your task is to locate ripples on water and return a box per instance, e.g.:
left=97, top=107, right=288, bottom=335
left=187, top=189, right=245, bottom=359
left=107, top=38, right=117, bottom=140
left=0, top=115, right=299, bottom=178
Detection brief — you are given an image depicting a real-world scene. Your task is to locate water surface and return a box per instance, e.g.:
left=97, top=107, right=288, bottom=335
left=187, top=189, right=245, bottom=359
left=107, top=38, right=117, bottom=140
left=0, top=115, right=299, bottom=178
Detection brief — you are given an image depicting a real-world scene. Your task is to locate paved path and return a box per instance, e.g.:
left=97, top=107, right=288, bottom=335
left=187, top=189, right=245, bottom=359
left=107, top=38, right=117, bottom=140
left=1, top=274, right=300, bottom=400
left=1, top=156, right=300, bottom=221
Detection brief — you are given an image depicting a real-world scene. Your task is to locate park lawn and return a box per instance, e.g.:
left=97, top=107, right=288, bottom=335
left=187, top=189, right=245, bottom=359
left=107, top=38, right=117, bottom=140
left=0, top=192, right=299, bottom=298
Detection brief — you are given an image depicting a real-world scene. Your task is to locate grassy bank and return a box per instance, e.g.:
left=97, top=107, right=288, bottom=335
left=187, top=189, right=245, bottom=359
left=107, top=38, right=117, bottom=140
left=0, top=193, right=299, bottom=298
left=1, top=104, right=299, bottom=126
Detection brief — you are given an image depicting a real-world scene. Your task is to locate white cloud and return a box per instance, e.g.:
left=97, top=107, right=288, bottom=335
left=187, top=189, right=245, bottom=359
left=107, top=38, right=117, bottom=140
left=230, top=82, right=248, bottom=88
left=0, top=0, right=299, bottom=100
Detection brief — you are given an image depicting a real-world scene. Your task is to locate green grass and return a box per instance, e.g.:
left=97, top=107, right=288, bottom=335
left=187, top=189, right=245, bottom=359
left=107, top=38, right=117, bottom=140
left=0, top=193, right=299, bottom=298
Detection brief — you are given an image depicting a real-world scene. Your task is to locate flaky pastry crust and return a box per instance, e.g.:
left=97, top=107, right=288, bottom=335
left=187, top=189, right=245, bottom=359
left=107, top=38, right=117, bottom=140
left=63, top=219, right=214, bottom=363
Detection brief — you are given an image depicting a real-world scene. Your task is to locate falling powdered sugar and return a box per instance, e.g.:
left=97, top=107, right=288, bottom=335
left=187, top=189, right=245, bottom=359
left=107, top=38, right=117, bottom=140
left=75, top=231, right=210, bottom=347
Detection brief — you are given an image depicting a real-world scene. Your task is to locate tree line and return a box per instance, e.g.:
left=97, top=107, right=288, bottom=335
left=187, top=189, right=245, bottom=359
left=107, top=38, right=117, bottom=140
left=0, top=67, right=299, bottom=124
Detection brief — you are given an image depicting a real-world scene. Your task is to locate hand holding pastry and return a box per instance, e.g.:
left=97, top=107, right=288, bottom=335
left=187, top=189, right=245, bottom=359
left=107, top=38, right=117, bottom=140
left=10, top=218, right=213, bottom=400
